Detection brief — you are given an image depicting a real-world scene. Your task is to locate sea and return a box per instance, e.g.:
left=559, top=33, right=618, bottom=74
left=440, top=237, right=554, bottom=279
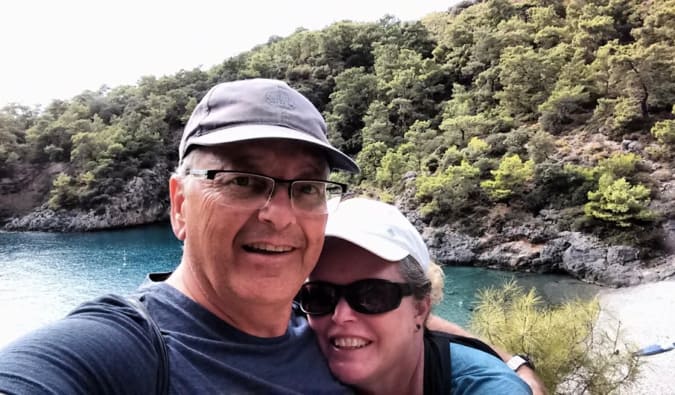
left=0, top=223, right=601, bottom=347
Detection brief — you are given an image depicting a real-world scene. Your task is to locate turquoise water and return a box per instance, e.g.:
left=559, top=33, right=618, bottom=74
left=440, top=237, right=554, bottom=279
left=0, top=224, right=599, bottom=346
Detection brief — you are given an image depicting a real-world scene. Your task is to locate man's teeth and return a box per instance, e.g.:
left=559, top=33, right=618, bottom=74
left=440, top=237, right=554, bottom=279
left=247, top=243, right=293, bottom=253
left=332, top=337, right=370, bottom=349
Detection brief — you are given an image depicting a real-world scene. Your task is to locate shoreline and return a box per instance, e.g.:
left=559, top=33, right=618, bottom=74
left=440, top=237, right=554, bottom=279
left=597, top=277, right=675, bottom=394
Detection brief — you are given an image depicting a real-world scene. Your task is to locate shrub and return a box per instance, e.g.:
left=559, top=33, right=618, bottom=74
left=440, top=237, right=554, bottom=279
left=415, top=160, right=480, bottom=217
left=592, top=97, right=643, bottom=137
left=584, top=173, right=655, bottom=227
left=48, top=173, right=77, bottom=209
left=598, top=152, right=639, bottom=179
left=470, top=281, right=640, bottom=393
left=650, top=119, right=675, bottom=146
left=480, top=154, right=535, bottom=201
left=527, top=130, right=556, bottom=163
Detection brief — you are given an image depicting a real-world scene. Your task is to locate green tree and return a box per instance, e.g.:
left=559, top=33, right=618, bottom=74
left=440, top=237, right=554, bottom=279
left=496, top=44, right=568, bottom=119
left=415, top=160, right=480, bottom=216
left=584, top=173, right=654, bottom=227
left=651, top=119, right=675, bottom=146
left=470, top=281, right=640, bottom=393
left=48, top=173, right=77, bottom=209
left=481, top=154, right=535, bottom=201
left=325, top=67, right=378, bottom=155
left=598, top=152, right=639, bottom=179
left=375, top=142, right=419, bottom=189
left=355, top=141, right=388, bottom=182
left=526, top=130, right=556, bottom=164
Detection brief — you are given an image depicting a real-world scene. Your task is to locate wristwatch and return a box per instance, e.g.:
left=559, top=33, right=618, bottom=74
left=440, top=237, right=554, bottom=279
left=507, top=354, right=535, bottom=371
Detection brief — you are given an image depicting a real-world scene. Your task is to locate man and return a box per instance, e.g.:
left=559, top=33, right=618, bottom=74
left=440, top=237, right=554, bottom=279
left=0, top=79, right=542, bottom=394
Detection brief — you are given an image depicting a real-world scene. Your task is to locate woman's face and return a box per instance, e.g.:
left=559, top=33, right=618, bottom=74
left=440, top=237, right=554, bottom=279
left=307, top=238, right=429, bottom=391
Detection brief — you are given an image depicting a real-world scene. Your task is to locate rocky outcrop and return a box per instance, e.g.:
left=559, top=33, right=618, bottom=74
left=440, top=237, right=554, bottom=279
left=424, top=223, right=675, bottom=288
left=3, top=168, right=169, bottom=232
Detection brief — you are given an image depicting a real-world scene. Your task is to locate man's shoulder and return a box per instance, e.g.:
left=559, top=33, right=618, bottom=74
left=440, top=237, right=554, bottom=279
left=0, top=293, right=163, bottom=394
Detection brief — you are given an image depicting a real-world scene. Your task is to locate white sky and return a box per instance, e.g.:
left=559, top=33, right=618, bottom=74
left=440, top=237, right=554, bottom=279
left=1, top=0, right=457, bottom=107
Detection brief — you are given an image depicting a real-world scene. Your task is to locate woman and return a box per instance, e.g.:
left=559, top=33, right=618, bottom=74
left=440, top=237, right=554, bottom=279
left=297, top=198, right=532, bottom=394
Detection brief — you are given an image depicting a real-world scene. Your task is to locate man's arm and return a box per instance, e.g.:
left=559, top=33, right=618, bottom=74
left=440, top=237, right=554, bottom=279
left=427, top=314, right=548, bottom=395
left=0, top=297, right=161, bottom=395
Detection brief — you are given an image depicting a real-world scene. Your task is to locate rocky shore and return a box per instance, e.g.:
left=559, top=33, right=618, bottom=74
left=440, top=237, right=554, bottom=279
left=2, top=165, right=673, bottom=287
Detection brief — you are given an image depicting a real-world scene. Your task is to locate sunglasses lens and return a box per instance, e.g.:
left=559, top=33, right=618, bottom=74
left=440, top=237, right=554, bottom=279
left=299, top=283, right=338, bottom=316
left=299, top=279, right=410, bottom=316
left=347, top=279, right=403, bottom=314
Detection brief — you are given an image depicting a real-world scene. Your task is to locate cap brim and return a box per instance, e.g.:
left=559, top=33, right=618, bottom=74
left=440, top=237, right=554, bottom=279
left=325, top=231, right=410, bottom=263
left=186, top=124, right=359, bottom=173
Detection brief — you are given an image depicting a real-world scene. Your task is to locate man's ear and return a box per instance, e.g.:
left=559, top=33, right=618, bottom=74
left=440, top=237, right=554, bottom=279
left=169, top=175, right=187, bottom=241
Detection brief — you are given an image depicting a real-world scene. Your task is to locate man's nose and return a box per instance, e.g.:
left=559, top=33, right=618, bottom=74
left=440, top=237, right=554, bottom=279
left=257, top=183, right=296, bottom=228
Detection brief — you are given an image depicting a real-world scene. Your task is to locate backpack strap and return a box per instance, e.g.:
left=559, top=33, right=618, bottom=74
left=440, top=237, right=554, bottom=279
left=423, top=330, right=452, bottom=395
left=424, top=330, right=504, bottom=395
left=428, top=330, right=502, bottom=360
left=125, top=296, right=169, bottom=395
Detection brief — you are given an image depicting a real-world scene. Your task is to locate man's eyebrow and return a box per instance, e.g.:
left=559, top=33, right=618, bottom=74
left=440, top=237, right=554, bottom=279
left=225, top=155, right=328, bottom=178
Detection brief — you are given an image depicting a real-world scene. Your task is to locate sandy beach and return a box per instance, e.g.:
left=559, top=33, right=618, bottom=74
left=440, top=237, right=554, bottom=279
left=597, top=278, right=675, bottom=394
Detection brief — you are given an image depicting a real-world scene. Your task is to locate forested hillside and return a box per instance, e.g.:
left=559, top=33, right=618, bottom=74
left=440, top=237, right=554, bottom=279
left=1, top=0, right=673, bottom=280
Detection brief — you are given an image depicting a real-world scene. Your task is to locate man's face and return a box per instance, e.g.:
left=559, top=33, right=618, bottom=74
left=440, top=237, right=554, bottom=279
left=170, top=140, right=330, bottom=308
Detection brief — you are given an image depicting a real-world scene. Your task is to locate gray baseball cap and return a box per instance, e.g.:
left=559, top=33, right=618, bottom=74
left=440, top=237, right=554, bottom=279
left=179, top=78, right=359, bottom=173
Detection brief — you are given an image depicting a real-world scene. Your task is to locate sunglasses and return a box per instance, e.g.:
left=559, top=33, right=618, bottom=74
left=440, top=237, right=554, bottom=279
left=298, top=279, right=414, bottom=316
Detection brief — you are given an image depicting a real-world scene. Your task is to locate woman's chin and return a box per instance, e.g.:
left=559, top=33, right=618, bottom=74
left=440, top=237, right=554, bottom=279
left=330, top=360, right=373, bottom=387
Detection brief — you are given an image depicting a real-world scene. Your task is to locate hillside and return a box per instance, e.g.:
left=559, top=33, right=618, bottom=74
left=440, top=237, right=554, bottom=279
left=0, top=0, right=673, bottom=285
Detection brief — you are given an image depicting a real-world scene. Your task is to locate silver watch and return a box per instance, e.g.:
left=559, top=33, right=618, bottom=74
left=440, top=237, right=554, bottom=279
left=507, top=354, right=534, bottom=371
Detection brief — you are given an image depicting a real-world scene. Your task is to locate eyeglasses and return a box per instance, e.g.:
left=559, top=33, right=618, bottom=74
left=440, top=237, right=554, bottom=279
left=187, top=170, right=347, bottom=216
left=297, top=279, right=414, bottom=316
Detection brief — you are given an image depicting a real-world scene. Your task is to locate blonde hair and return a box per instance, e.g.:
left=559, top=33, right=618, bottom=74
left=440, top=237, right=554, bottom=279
left=398, top=256, right=445, bottom=306
left=426, top=260, right=445, bottom=306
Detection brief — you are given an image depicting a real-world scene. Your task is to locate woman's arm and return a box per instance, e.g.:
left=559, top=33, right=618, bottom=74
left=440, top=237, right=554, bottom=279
left=426, top=314, right=548, bottom=395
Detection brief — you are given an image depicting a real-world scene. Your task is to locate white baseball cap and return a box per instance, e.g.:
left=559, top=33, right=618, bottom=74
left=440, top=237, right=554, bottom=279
left=325, top=198, right=430, bottom=272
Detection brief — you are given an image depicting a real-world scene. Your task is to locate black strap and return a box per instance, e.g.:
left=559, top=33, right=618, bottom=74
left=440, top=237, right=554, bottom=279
left=429, top=330, right=502, bottom=360
left=125, top=296, right=170, bottom=395
left=423, top=330, right=503, bottom=395
left=423, top=331, right=452, bottom=395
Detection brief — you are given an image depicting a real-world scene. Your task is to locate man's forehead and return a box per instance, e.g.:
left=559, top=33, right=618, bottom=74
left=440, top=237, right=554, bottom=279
left=196, top=140, right=328, bottom=172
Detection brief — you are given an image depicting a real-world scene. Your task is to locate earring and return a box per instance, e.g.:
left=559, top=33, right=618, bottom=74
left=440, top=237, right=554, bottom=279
left=415, top=324, right=421, bottom=331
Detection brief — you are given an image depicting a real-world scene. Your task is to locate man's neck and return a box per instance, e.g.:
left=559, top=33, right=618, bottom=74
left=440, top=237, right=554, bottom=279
left=166, top=264, right=292, bottom=337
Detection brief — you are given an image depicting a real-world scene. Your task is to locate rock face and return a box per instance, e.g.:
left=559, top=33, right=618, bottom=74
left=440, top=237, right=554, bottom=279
left=3, top=169, right=169, bottom=232
left=424, top=221, right=675, bottom=287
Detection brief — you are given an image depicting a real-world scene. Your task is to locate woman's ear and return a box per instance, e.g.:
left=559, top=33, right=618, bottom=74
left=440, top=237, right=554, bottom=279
left=414, top=296, right=432, bottom=326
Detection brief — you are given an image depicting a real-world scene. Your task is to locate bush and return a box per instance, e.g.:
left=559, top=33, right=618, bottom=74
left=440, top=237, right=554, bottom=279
left=527, top=130, right=556, bottom=164
left=470, top=281, right=641, bottom=394
left=592, top=97, right=643, bottom=137
left=598, top=152, right=639, bottom=179
left=650, top=119, right=675, bottom=146
left=480, top=154, right=535, bottom=201
left=415, top=160, right=480, bottom=217
left=584, top=173, right=655, bottom=227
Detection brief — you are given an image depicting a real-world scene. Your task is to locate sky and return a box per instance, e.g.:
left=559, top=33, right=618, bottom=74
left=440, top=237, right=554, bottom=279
left=1, top=0, right=459, bottom=107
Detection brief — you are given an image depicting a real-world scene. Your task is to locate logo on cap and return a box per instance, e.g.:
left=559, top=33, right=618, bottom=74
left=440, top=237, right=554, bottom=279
left=265, top=89, right=296, bottom=110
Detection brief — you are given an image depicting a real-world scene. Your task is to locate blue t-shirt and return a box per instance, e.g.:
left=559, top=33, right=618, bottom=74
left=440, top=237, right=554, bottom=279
left=0, top=283, right=349, bottom=394
left=0, top=282, right=531, bottom=394
left=450, top=343, right=532, bottom=394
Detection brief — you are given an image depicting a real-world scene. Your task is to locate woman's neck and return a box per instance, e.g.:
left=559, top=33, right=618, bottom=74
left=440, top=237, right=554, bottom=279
left=356, top=336, right=425, bottom=395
